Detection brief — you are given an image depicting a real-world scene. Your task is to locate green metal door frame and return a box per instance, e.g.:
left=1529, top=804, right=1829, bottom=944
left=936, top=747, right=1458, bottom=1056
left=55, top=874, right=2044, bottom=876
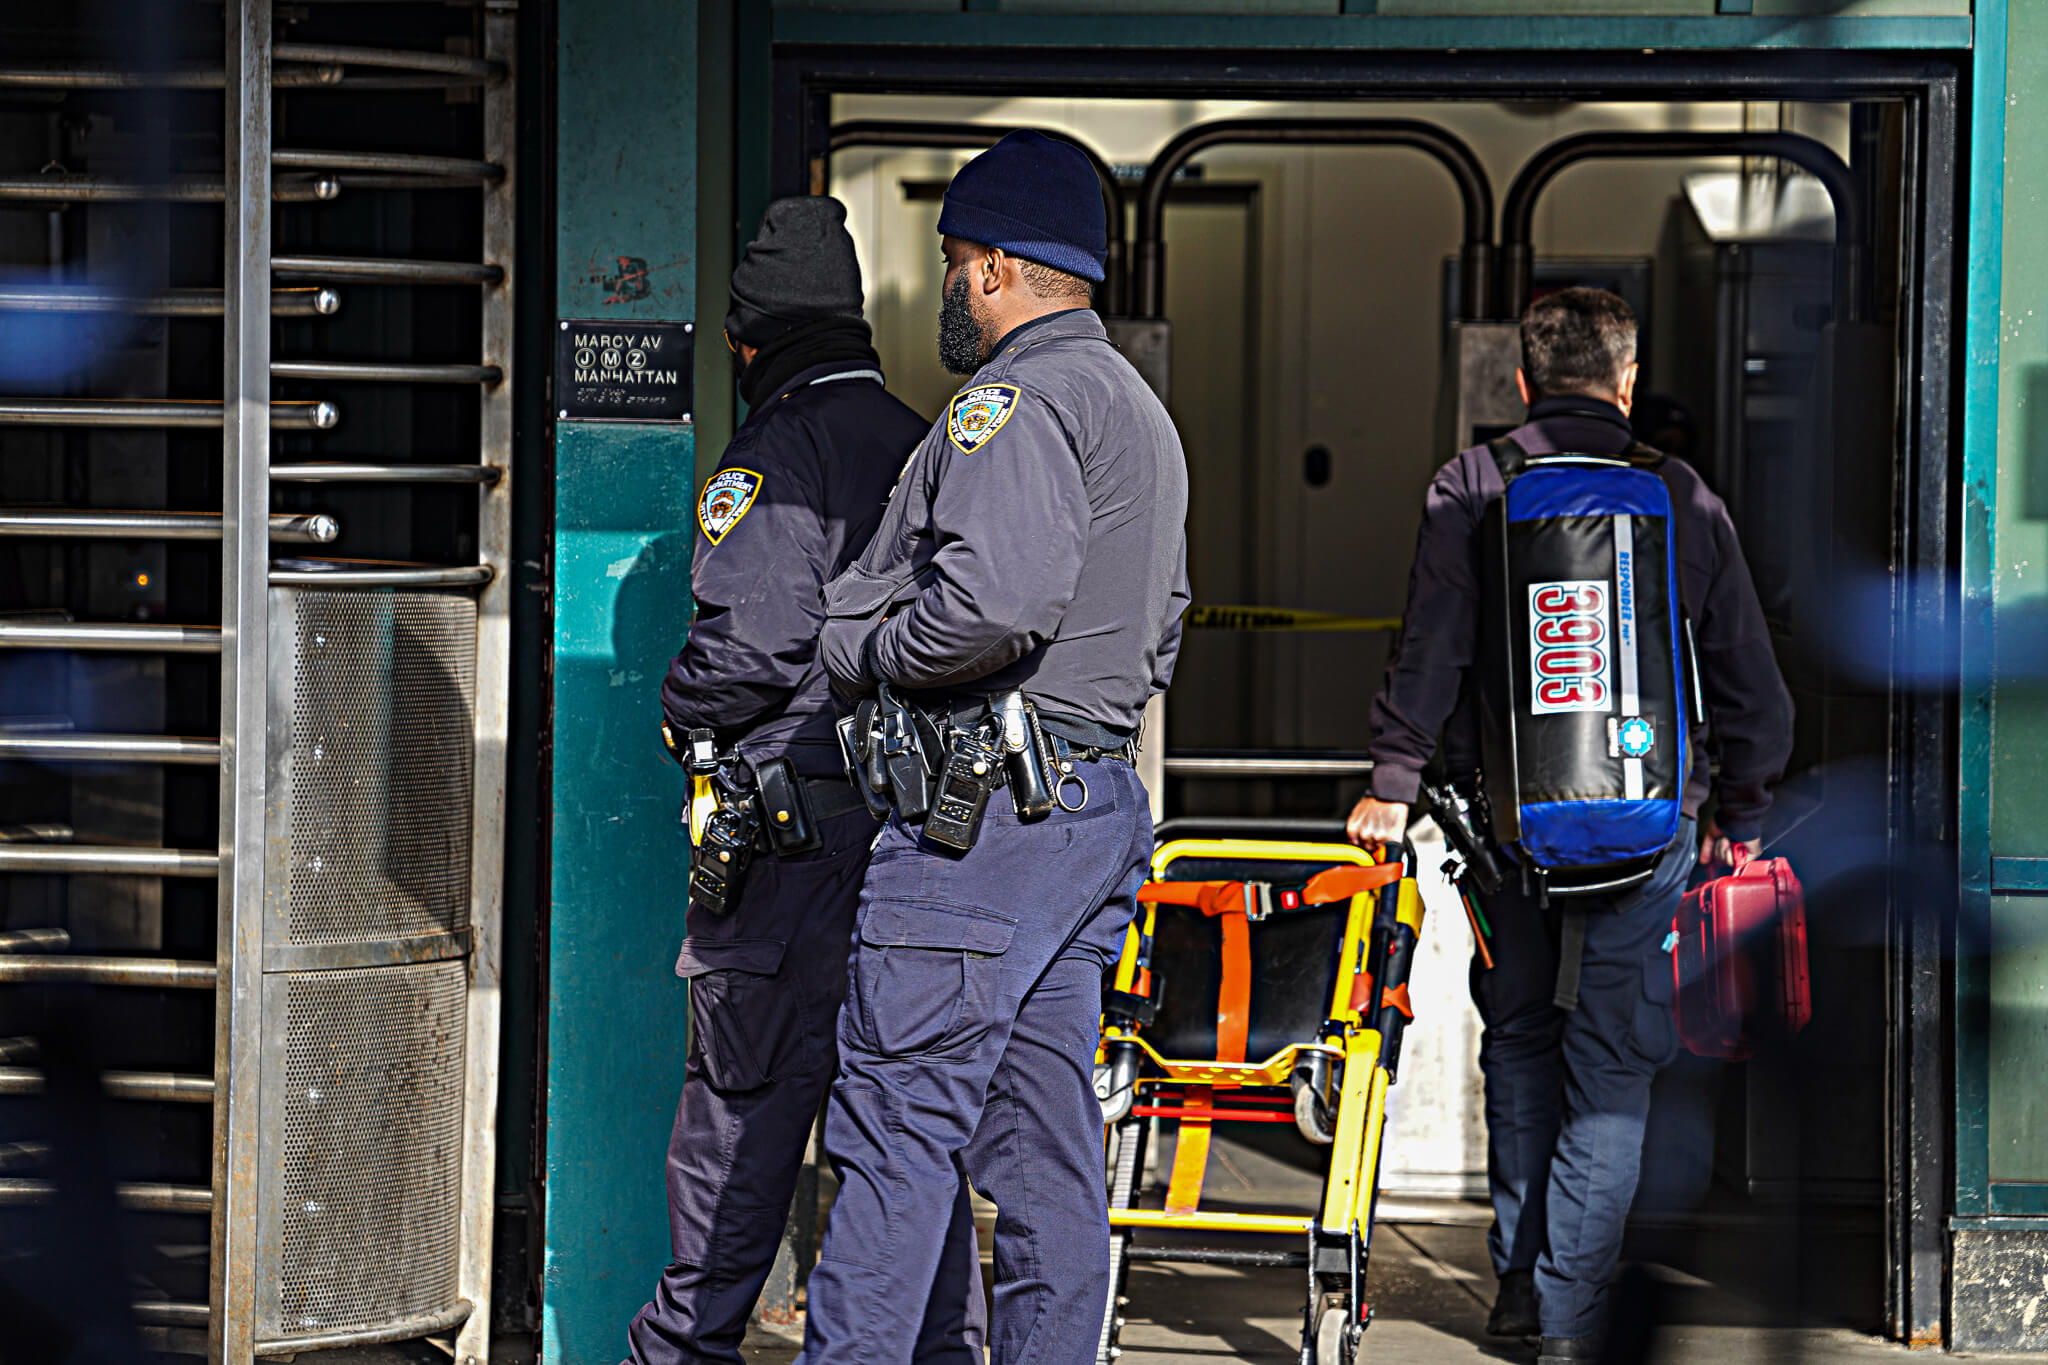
left=1955, top=0, right=2006, bottom=1224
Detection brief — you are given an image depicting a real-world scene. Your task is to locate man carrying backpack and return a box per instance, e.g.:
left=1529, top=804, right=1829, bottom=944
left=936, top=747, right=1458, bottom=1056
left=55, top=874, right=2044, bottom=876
left=1347, top=287, right=1793, bottom=1363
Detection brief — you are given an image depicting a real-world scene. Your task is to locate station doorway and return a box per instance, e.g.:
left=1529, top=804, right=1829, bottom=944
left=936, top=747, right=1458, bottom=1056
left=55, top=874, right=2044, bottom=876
left=780, top=46, right=1960, bottom=1344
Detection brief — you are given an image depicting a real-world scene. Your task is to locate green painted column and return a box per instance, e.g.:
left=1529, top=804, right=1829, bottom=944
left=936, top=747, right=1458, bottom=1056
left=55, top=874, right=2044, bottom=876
left=543, top=2, right=699, bottom=1359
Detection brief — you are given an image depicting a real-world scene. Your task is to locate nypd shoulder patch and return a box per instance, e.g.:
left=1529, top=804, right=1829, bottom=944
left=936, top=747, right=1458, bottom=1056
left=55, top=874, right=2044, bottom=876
left=698, top=467, right=763, bottom=545
left=947, top=383, right=1021, bottom=454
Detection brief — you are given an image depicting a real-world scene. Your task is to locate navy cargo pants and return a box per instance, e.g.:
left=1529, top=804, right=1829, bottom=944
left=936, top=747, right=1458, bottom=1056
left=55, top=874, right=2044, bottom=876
left=798, top=758, right=1152, bottom=1365
left=623, top=806, right=986, bottom=1365
left=1469, top=818, right=1696, bottom=1339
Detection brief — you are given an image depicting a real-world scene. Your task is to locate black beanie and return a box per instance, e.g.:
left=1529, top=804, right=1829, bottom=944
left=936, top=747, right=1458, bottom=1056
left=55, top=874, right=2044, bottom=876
left=724, top=196, right=866, bottom=347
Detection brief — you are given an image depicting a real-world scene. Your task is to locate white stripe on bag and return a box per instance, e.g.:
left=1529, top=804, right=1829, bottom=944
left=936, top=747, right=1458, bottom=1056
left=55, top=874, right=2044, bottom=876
left=1614, top=514, right=1644, bottom=801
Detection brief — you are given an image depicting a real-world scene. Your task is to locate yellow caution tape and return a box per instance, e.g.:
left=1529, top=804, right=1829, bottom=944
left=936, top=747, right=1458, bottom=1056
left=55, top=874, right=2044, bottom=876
left=1186, top=605, right=1401, bottom=633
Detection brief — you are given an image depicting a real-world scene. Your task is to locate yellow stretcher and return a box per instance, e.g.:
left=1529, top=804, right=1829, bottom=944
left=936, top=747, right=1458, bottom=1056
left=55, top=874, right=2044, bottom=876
left=1093, top=837, right=1427, bottom=1365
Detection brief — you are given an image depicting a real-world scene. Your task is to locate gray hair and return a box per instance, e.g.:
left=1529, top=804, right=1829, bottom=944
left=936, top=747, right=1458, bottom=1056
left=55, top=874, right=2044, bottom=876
left=1519, top=286, right=1637, bottom=398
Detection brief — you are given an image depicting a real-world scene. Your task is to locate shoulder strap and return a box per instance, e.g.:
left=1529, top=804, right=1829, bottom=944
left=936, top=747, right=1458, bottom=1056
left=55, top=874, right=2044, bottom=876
left=1485, top=435, right=1530, bottom=485
left=1490, top=435, right=1667, bottom=481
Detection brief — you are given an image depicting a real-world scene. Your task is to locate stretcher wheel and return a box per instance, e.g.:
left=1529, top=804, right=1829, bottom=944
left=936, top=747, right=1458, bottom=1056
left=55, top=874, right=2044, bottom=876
left=1293, top=1079, right=1335, bottom=1146
left=1314, top=1294, right=1357, bottom=1365
left=1096, top=1041, right=1141, bottom=1126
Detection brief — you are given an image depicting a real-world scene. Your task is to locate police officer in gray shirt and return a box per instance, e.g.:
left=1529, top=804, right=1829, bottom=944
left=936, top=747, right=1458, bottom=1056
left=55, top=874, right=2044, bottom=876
left=798, top=131, right=1190, bottom=1364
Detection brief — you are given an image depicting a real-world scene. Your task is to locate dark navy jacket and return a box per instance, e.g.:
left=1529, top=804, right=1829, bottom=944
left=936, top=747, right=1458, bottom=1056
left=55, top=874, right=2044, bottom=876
left=817, top=309, right=1190, bottom=737
left=660, top=361, right=927, bottom=778
left=1366, top=396, right=1794, bottom=842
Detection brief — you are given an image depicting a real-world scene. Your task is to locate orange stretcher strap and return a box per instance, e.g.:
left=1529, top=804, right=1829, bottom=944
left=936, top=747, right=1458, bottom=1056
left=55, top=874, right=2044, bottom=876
left=1137, top=879, right=1248, bottom=916
left=1215, top=909, right=1250, bottom=1064
left=1164, top=1086, right=1214, bottom=1216
left=1350, top=966, right=1375, bottom=1015
left=1139, top=880, right=1253, bottom=1064
left=1301, top=862, right=1405, bottom=904
left=1380, top=982, right=1413, bottom=1020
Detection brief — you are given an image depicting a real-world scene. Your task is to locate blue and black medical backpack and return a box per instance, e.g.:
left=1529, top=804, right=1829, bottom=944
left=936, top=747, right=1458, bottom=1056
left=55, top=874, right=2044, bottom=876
left=1477, top=436, right=1698, bottom=898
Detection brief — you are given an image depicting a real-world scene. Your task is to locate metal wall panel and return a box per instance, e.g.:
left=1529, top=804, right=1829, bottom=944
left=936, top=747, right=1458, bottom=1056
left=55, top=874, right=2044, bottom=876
left=543, top=0, right=701, bottom=1359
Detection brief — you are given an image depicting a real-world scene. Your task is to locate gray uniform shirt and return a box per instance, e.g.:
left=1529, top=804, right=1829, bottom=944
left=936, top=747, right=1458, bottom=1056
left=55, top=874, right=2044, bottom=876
left=818, top=308, right=1189, bottom=735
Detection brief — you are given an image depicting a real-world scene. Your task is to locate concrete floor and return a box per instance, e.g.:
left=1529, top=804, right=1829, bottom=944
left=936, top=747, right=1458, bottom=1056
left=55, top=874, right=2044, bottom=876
left=732, top=1131, right=2029, bottom=1365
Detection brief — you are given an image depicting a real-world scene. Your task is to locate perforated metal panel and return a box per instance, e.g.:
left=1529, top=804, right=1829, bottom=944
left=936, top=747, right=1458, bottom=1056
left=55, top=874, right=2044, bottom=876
left=274, top=962, right=467, bottom=1335
left=283, top=591, right=477, bottom=945
left=256, top=587, right=479, bottom=1346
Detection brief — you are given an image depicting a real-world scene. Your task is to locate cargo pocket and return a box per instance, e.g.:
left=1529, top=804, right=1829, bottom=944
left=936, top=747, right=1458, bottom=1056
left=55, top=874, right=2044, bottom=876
left=851, top=900, right=1016, bottom=1063
left=1630, top=946, right=1681, bottom=1070
left=676, top=938, right=805, bottom=1092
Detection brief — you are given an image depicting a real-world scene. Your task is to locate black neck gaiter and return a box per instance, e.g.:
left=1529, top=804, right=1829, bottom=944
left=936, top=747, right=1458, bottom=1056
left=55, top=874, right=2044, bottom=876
left=738, top=316, right=881, bottom=409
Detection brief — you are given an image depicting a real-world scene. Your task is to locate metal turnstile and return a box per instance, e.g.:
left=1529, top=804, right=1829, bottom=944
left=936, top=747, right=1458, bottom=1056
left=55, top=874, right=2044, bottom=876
left=0, top=6, right=513, bottom=1361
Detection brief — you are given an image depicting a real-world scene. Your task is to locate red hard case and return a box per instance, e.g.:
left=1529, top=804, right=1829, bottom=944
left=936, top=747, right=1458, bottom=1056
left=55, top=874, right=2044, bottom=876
left=1671, top=856, right=1810, bottom=1061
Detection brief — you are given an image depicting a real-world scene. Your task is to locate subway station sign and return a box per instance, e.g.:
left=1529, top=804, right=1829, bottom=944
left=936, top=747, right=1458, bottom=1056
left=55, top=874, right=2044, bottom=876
left=555, top=318, right=695, bottom=423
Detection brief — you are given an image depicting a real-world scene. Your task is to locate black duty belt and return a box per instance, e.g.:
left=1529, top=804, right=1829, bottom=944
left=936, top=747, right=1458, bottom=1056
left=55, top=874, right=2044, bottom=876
left=807, top=775, right=878, bottom=822
left=925, top=699, right=1137, bottom=765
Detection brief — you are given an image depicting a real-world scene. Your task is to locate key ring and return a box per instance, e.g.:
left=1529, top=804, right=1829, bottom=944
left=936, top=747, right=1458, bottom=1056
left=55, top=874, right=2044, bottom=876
left=1056, top=770, right=1090, bottom=813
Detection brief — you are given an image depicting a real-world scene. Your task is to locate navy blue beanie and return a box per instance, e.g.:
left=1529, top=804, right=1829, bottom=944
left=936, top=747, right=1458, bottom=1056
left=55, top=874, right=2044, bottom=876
left=937, top=130, right=1107, bottom=285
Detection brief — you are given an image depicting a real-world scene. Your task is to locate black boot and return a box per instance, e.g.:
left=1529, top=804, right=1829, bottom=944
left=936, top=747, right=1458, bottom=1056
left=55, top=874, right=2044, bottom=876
left=1536, top=1336, right=1603, bottom=1364
left=1486, top=1269, right=1538, bottom=1338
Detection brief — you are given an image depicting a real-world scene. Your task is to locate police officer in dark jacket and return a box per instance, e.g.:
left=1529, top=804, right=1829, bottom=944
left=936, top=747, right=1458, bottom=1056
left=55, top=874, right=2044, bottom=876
left=1348, top=288, right=1793, bottom=1362
left=624, top=197, right=983, bottom=1365
left=797, top=132, right=1190, bottom=1364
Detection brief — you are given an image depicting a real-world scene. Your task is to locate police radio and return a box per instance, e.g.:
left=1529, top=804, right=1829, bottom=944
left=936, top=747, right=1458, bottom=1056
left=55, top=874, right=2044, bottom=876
left=689, top=794, right=759, bottom=916
left=926, top=724, right=1003, bottom=852
left=686, top=745, right=762, bottom=916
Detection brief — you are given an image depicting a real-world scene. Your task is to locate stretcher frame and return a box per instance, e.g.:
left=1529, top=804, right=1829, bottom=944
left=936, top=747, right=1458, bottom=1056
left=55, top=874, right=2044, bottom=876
left=1096, top=837, right=1426, bottom=1365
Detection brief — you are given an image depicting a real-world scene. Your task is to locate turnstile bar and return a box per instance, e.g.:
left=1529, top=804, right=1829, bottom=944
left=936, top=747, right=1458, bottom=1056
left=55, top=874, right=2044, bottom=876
left=0, top=1178, right=211, bottom=1212
left=0, top=64, right=342, bottom=89
left=0, top=846, right=220, bottom=876
left=269, top=461, right=499, bottom=484
left=0, top=956, right=218, bottom=987
left=0, top=175, right=338, bottom=203
left=273, top=42, right=503, bottom=80
left=0, top=928, right=68, bottom=953
left=0, top=733, right=222, bottom=765
left=267, top=563, right=492, bottom=588
left=0, top=510, right=337, bottom=543
left=0, top=285, right=337, bottom=317
left=274, top=148, right=504, bottom=182
left=133, top=1303, right=211, bottom=1329
left=0, top=1066, right=214, bottom=1102
left=0, top=823, right=72, bottom=843
left=0, top=399, right=337, bottom=429
left=0, top=623, right=222, bottom=653
left=271, top=360, right=500, bottom=385
left=272, top=253, right=502, bottom=286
